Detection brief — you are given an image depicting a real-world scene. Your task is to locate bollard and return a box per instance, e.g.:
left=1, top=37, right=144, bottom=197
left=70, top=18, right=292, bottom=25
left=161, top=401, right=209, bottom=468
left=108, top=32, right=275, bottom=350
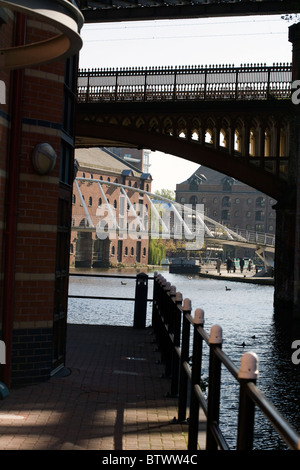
left=188, top=308, right=205, bottom=451
left=237, top=351, right=259, bottom=450
left=177, top=298, right=192, bottom=423
left=164, top=285, right=177, bottom=378
left=206, top=324, right=223, bottom=450
left=170, top=291, right=183, bottom=397
left=133, top=272, right=148, bottom=329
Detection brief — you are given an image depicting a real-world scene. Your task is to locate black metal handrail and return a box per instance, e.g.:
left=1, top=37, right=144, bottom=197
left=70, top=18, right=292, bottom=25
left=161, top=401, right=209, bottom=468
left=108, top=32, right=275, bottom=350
left=77, top=63, right=292, bottom=103
left=68, top=272, right=153, bottom=328
left=151, top=272, right=300, bottom=450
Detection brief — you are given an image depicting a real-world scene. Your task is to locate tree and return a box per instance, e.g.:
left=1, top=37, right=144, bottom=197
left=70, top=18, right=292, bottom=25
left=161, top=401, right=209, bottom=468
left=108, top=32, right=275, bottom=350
left=154, top=189, right=175, bottom=201
left=148, top=238, right=166, bottom=265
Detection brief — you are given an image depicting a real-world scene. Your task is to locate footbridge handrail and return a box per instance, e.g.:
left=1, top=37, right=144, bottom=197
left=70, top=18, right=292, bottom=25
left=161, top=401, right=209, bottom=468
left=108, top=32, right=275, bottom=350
left=73, top=176, right=275, bottom=250
left=77, top=63, right=292, bottom=103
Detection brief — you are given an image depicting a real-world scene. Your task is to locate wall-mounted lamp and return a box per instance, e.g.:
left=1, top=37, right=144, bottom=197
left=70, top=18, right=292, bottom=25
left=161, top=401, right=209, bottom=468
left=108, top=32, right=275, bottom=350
left=32, top=143, right=57, bottom=175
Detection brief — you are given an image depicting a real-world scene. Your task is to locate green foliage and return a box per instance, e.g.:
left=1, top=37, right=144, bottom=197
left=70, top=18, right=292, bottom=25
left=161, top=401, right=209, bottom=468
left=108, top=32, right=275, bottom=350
left=154, top=189, right=175, bottom=201
left=148, top=238, right=166, bottom=265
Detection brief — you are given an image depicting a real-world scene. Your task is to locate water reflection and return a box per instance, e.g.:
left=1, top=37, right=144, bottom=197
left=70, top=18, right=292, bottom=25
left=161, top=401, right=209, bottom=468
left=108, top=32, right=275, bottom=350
left=68, top=267, right=300, bottom=450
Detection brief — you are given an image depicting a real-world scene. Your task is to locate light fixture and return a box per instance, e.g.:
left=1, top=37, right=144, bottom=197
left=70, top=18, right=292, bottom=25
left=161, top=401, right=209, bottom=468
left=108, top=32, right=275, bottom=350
left=32, top=143, right=57, bottom=175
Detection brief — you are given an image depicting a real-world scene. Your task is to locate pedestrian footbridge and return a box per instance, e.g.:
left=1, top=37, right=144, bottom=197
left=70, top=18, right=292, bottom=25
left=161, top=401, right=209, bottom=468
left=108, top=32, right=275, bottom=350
left=73, top=177, right=275, bottom=269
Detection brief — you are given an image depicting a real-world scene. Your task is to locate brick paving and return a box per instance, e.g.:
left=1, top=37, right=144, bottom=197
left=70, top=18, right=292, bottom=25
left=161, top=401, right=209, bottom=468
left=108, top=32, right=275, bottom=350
left=0, top=324, right=205, bottom=451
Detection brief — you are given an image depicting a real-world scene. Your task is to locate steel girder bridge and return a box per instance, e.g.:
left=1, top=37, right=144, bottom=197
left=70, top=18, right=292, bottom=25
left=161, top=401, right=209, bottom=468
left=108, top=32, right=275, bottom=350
left=77, top=1, right=299, bottom=23
left=72, top=177, right=275, bottom=269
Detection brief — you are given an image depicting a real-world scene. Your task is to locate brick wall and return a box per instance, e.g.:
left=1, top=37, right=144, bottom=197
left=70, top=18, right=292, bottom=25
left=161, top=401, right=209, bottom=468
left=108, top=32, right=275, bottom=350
left=71, top=167, right=151, bottom=268
left=0, top=15, right=67, bottom=385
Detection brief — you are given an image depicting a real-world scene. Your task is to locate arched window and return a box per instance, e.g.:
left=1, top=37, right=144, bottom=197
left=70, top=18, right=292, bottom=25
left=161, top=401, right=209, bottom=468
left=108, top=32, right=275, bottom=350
left=88, top=196, right=92, bottom=206
left=256, top=197, right=265, bottom=208
left=264, top=129, right=271, bottom=157
left=222, top=196, right=231, bottom=208
left=221, top=209, right=230, bottom=220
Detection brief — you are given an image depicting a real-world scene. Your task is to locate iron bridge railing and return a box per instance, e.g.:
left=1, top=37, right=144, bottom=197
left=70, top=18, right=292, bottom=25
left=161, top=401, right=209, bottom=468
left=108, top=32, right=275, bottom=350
left=78, top=63, right=292, bottom=103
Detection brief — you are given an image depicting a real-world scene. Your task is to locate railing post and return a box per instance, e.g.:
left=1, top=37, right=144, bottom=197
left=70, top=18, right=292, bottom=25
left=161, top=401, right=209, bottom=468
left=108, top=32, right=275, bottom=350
left=188, top=308, right=205, bottom=451
left=155, top=275, right=166, bottom=352
left=133, top=273, right=148, bottom=329
left=86, top=70, right=90, bottom=102
left=115, top=70, right=119, bottom=101
left=170, top=291, right=183, bottom=397
left=165, top=285, right=176, bottom=378
left=151, top=272, right=160, bottom=338
left=237, top=352, right=259, bottom=450
left=177, top=298, right=192, bottom=423
left=144, top=70, right=147, bottom=101
left=206, top=324, right=223, bottom=451
left=160, top=281, right=171, bottom=366
left=173, top=69, right=177, bottom=101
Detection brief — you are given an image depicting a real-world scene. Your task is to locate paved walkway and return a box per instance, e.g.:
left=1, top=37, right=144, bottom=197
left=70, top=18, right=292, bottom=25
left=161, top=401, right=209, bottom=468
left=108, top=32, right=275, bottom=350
left=199, top=266, right=273, bottom=285
left=0, top=324, right=206, bottom=451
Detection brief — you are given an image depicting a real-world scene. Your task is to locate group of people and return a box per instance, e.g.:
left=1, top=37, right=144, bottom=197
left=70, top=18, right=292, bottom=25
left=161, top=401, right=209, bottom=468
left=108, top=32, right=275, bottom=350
left=215, top=256, right=253, bottom=274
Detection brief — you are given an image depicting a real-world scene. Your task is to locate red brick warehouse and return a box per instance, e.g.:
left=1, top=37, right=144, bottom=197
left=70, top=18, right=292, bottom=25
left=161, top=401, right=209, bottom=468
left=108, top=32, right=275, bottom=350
left=0, top=1, right=83, bottom=387
left=71, top=147, right=152, bottom=268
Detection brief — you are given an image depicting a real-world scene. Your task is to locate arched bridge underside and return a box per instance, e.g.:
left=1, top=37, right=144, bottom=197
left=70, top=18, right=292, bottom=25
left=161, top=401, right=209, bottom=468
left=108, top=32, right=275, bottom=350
left=76, top=99, right=293, bottom=201
left=76, top=64, right=296, bottom=202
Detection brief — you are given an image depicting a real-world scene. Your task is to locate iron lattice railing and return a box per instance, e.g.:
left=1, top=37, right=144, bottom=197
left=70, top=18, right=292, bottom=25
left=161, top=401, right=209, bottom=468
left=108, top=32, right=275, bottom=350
left=77, top=63, right=292, bottom=103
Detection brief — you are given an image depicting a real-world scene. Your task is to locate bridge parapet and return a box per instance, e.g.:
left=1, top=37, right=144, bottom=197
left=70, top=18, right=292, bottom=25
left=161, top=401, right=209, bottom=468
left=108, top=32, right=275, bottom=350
left=78, top=63, right=292, bottom=103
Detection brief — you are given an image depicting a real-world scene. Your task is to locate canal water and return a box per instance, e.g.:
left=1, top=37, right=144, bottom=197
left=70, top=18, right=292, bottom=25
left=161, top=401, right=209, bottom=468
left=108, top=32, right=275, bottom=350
left=68, top=267, right=300, bottom=450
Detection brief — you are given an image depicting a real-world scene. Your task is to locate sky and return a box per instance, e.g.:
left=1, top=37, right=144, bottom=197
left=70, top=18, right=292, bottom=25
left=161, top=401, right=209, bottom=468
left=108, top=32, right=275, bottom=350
left=78, top=14, right=295, bottom=192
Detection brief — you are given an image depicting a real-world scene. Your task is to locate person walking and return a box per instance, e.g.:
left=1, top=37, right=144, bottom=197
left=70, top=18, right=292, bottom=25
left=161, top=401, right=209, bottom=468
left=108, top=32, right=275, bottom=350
left=226, top=257, right=232, bottom=273
left=239, top=257, right=245, bottom=273
left=216, top=257, right=222, bottom=274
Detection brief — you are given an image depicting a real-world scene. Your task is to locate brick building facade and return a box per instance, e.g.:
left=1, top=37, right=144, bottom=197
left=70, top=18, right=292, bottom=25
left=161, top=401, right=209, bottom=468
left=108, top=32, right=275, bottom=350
left=71, top=147, right=152, bottom=268
left=176, top=166, right=276, bottom=259
left=0, top=2, right=83, bottom=386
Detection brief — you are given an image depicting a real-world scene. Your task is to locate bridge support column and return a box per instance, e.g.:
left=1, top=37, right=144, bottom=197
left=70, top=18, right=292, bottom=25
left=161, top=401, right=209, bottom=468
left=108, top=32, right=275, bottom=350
left=274, top=23, right=300, bottom=326
left=274, top=202, right=297, bottom=313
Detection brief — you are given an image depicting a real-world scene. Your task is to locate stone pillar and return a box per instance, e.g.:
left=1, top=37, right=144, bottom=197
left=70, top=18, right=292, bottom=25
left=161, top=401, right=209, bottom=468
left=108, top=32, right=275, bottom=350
left=290, top=23, right=300, bottom=319
left=274, top=23, right=300, bottom=322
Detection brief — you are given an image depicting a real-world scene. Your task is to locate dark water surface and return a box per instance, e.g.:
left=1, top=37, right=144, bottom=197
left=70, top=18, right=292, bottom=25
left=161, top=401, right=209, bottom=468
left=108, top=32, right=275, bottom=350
left=68, top=267, right=300, bottom=450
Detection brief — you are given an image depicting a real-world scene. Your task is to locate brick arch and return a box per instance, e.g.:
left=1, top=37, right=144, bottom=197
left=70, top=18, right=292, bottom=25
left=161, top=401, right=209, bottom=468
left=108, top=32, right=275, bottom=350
left=75, top=118, right=288, bottom=201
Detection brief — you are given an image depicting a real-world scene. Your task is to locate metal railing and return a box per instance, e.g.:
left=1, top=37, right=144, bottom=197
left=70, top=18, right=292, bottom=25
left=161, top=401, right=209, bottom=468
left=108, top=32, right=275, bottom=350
left=77, top=63, right=292, bottom=103
left=152, top=272, right=300, bottom=450
left=69, top=272, right=153, bottom=328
